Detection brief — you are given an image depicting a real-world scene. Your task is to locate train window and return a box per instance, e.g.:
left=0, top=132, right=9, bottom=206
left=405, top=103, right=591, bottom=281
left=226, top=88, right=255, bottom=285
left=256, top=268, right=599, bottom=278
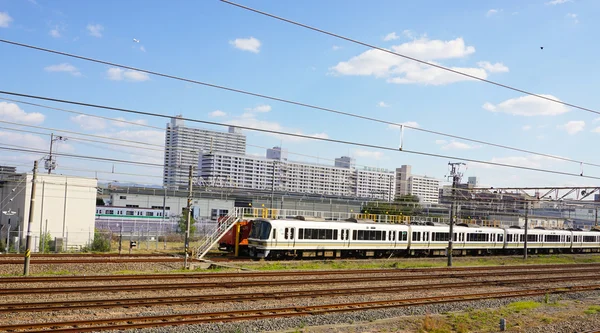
left=466, top=233, right=488, bottom=242
left=352, top=230, right=357, bottom=240
left=126, top=211, right=135, bottom=216
left=567, top=235, right=571, bottom=242
left=333, top=229, right=338, bottom=240
left=403, top=231, right=408, bottom=241
left=545, top=235, right=560, bottom=242
left=433, top=232, right=449, bottom=242
left=498, top=234, right=503, bottom=242
left=584, top=236, right=595, bottom=242
left=412, top=232, right=421, bottom=242
left=382, top=231, right=386, bottom=240
left=272, top=229, right=276, bottom=240
left=146, top=212, right=154, bottom=217
left=519, top=234, right=524, bottom=242
left=105, top=210, right=114, bottom=214
left=507, top=234, right=512, bottom=242
left=527, top=234, right=537, bottom=242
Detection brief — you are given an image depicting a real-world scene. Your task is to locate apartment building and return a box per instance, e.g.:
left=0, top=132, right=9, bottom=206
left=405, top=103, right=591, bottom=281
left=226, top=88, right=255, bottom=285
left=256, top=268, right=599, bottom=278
left=198, top=148, right=395, bottom=200
left=163, top=116, right=246, bottom=189
left=395, top=165, right=441, bottom=204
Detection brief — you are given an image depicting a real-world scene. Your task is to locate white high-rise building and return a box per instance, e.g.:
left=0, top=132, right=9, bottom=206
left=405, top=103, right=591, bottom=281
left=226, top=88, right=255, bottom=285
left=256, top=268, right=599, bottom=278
left=334, top=156, right=355, bottom=169
left=395, top=165, right=440, bottom=204
left=198, top=149, right=395, bottom=200
left=163, top=116, right=246, bottom=189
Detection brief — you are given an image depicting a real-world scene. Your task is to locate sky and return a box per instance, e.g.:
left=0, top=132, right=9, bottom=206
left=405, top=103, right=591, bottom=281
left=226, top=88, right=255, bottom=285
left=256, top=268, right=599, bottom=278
left=0, top=0, right=599, bottom=189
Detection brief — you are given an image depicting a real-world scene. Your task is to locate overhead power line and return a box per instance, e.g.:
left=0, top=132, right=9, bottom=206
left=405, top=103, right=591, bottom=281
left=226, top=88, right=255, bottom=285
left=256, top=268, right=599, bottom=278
left=0, top=92, right=598, bottom=181
left=0, top=41, right=597, bottom=169
left=220, top=0, right=600, bottom=117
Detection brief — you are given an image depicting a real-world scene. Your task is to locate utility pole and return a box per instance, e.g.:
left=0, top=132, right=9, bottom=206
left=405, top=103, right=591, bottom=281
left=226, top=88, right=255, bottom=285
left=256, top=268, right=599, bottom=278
left=184, top=165, right=193, bottom=269
left=46, top=133, right=67, bottom=174
left=446, top=162, right=466, bottom=267
left=24, top=160, right=38, bottom=276
left=595, top=206, right=598, bottom=227
left=523, top=202, right=529, bottom=260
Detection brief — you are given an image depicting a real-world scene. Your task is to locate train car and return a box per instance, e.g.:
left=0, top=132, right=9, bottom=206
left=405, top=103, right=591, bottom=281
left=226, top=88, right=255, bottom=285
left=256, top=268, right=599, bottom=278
left=571, top=230, right=600, bottom=252
left=408, top=224, right=504, bottom=256
left=247, top=217, right=410, bottom=259
left=504, top=227, right=572, bottom=254
left=218, top=219, right=252, bottom=253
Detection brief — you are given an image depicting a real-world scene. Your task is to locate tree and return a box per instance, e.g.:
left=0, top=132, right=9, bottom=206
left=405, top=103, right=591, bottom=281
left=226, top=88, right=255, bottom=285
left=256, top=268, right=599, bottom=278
left=90, top=229, right=111, bottom=252
left=96, top=198, right=105, bottom=206
left=38, top=232, right=52, bottom=253
left=177, top=208, right=197, bottom=235
left=362, top=196, right=423, bottom=216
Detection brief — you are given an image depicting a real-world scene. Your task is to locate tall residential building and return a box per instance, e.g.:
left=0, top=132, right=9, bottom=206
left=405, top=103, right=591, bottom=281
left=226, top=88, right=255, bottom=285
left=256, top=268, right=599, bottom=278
left=163, top=116, right=246, bottom=189
left=395, top=165, right=440, bottom=204
left=198, top=149, right=395, bottom=200
left=467, top=176, right=479, bottom=188
left=266, top=146, right=288, bottom=161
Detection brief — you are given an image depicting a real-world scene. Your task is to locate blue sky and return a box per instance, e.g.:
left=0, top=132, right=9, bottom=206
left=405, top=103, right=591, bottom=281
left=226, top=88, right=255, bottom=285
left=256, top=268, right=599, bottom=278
left=0, top=0, right=599, bottom=188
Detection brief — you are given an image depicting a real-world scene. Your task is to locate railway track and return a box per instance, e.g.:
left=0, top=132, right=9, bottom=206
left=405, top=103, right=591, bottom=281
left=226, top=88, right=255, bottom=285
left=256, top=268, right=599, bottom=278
left=0, top=258, right=197, bottom=264
left=0, top=274, right=597, bottom=313
left=0, top=253, right=172, bottom=258
left=2, top=262, right=599, bottom=283
left=2, top=284, right=598, bottom=333
left=1, top=266, right=599, bottom=295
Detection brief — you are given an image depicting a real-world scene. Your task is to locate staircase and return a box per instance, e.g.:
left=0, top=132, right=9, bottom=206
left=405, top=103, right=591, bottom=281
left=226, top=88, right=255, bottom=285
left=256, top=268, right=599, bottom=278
left=196, top=210, right=240, bottom=260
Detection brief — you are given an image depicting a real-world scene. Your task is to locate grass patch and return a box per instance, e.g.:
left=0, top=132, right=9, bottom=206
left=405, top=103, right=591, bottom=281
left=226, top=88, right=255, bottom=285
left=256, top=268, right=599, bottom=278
left=507, top=301, right=541, bottom=312
left=584, top=305, right=600, bottom=315
left=420, top=313, right=451, bottom=333
left=32, top=269, right=73, bottom=276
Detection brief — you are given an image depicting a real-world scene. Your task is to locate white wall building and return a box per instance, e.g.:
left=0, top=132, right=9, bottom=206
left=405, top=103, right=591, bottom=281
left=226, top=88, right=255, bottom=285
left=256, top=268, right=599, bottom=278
left=395, top=165, right=440, bottom=204
left=163, top=116, right=246, bottom=189
left=0, top=173, right=97, bottom=251
left=198, top=149, right=395, bottom=200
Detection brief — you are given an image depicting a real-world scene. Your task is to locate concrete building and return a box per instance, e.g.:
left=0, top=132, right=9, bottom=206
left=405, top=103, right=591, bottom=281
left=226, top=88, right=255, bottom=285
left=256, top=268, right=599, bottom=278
left=163, top=116, right=246, bottom=189
left=0, top=173, right=97, bottom=252
left=198, top=148, right=395, bottom=200
left=266, top=146, right=288, bottom=161
left=467, top=177, right=479, bottom=187
left=334, top=156, right=355, bottom=169
left=395, top=165, right=440, bottom=204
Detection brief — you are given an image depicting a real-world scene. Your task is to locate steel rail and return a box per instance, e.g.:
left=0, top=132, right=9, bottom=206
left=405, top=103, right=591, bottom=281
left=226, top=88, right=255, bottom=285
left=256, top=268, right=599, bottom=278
left=1, top=267, right=599, bottom=295
left=0, top=274, right=597, bottom=313
left=2, top=284, right=599, bottom=333
left=0, top=253, right=172, bottom=258
left=0, top=258, right=194, bottom=264
left=2, top=263, right=600, bottom=283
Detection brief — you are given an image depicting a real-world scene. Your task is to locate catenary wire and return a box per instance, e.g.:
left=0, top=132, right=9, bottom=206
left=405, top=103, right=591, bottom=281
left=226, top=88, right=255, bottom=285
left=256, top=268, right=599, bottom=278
left=220, top=0, right=600, bottom=117
left=0, top=41, right=598, bottom=169
left=0, top=93, right=598, bottom=181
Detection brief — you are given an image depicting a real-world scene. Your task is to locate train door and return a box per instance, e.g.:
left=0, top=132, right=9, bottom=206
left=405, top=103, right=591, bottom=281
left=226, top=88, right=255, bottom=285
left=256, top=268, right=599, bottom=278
left=284, top=227, right=295, bottom=248
left=270, top=227, right=277, bottom=247
left=341, top=229, right=350, bottom=247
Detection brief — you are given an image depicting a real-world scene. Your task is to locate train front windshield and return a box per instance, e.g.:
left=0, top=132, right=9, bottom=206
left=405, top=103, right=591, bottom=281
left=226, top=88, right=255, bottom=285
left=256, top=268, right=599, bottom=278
left=250, top=221, right=272, bottom=240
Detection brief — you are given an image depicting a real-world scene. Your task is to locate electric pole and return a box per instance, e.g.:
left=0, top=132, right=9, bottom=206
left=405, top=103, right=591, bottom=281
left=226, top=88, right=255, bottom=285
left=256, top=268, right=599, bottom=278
left=24, top=160, right=38, bottom=276
left=184, top=165, right=193, bottom=269
left=46, top=133, right=67, bottom=174
left=447, top=162, right=466, bottom=267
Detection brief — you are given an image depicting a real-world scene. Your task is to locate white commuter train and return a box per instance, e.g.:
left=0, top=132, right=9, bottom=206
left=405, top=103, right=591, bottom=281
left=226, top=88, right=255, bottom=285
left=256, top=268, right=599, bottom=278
left=247, top=217, right=600, bottom=259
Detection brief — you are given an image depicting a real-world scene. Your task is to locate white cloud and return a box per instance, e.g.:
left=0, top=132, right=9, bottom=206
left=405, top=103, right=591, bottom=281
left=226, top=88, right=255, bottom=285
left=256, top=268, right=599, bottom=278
left=477, top=61, right=509, bottom=73
left=490, top=154, right=564, bottom=169
left=435, top=139, right=475, bottom=150
left=71, top=115, right=106, bottom=130
left=558, top=120, right=585, bottom=135
left=0, top=12, right=12, bottom=28
left=0, top=102, right=45, bottom=124
left=387, top=121, right=420, bottom=130
left=227, top=113, right=327, bottom=142
left=482, top=94, right=569, bottom=116
left=49, top=27, right=61, bottom=38
left=229, top=37, right=261, bottom=53
left=111, top=117, right=148, bottom=128
left=383, top=32, right=399, bottom=41
left=546, top=0, right=571, bottom=5
left=209, top=110, right=227, bottom=117
left=86, top=24, right=104, bottom=37
left=106, top=67, right=150, bottom=82
left=522, top=125, right=532, bottom=131
left=0, top=131, right=49, bottom=150
left=245, top=104, right=271, bottom=113
left=377, top=101, right=390, bottom=108
left=566, top=13, right=579, bottom=24
left=354, top=149, right=384, bottom=160
left=139, top=46, right=146, bottom=52
left=402, top=30, right=415, bottom=39
left=486, top=9, right=500, bottom=17
left=332, top=45, right=341, bottom=51
left=330, top=36, right=489, bottom=86
left=44, top=63, right=81, bottom=76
